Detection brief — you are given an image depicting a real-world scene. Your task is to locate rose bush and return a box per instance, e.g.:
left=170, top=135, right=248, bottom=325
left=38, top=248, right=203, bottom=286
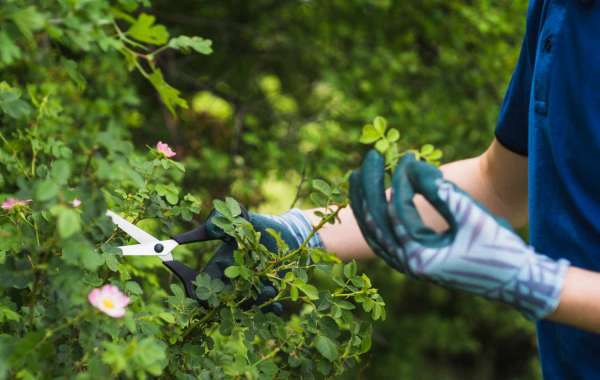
left=0, top=2, right=384, bottom=379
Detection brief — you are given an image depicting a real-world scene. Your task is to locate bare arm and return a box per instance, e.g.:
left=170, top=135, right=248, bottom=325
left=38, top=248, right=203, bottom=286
left=305, top=138, right=528, bottom=260
left=548, top=268, right=600, bottom=333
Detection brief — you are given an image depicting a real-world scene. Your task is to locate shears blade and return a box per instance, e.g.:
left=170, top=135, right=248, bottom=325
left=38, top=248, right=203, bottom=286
left=106, top=210, right=158, bottom=244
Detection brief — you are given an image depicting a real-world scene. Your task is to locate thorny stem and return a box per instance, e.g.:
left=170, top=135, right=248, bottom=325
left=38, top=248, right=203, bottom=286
left=181, top=307, right=218, bottom=339
left=252, top=347, right=281, bottom=368
left=263, top=204, right=346, bottom=272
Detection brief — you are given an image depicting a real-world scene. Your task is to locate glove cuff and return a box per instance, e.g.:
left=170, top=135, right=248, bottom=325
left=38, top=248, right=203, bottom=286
left=270, top=209, right=325, bottom=249
left=510, top=252, right=570, bottom=320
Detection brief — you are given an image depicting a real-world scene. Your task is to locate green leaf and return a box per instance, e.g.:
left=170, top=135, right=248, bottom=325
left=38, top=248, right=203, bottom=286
left=373, top=116, right=387, bottom=134
left=35, top=179, right=59, bottom=201
left=83, top=250, right=104, bottom=271
left=290, top=285, right=299, bottom=301
left=310, top=192, right=329, bottom=206
left=359, top=124, right=380, bottom=144
left=50, top=160, right=71, bottom=184
left=10, top=6, right=45, bottom=43
left=374, top=138, right=389, bottom=153
left=158, top=312, right=175, bottom=324
left=0, top=32, right=21, bottom=66
left=168, top=36, right=213, bottom=55
left=58, top=209, right=80, bottom=238
left=294, top=280, right=319, bottom=300
left=225, top=197, right=241, bottom=217
left=386, top=128, right=400, bottom=142
left=127, top=13, right=169, bottom=45
left=336, top=300, right=356, bottom=310
left=213, top=199, right=232, bottom=219
left=105, top=254, right=120, bottom=272
left=155, top=183, right=179, bottom=205
left=343, top=261, right=357, bottom=279
left=428, top=149, right=443, bottom=161
left=125, top=281, right=143, bottom=295
left=224, top=266, right=240, bottom=279
left=315, top=335, right=338, bottom=361
left=0, top=82, right=32, bottom=119
left=373, top=304, right=384, bottom=320
left=148, top=69, right=188, bottom=115
left=312, top=179, right=331, bottom=195
left=421, top=144, right=434, bottom=155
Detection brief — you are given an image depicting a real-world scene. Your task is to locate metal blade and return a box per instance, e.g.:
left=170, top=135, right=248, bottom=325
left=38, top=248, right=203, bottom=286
left=117, top=239, right=178, bottom=262
left=106, top=210, right=158, bottom=244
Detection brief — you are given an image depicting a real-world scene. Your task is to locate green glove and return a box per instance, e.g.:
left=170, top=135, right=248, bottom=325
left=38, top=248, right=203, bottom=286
left=350, top=150, right=569, bottom=320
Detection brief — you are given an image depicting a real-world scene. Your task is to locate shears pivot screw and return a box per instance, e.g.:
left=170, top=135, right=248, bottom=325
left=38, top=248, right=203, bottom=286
left=154, top=243, right=164, bottom=253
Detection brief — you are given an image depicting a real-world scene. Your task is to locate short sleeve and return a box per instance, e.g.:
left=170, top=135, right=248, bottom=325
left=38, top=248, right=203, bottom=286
left=495, top=0, right=544, bottom=156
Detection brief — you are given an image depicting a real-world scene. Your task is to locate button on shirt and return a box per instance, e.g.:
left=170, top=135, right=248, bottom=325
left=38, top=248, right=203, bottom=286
left=495, top=1, right=600, bottom=378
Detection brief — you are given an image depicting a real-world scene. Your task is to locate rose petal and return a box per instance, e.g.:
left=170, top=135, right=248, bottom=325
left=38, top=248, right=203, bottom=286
left=88, top=288, right=101, bottom=306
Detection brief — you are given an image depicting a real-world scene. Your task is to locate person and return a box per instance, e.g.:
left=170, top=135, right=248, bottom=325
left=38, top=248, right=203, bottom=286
left=202, top=1, right=600, bottom=378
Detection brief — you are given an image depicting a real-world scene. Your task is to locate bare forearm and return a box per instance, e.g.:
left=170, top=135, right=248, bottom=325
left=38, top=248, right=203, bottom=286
left=305, top=141, right=527, bottom=260
left=548, top=267, right=600, bottom=333
left=304, top=159, right=488, bottom=260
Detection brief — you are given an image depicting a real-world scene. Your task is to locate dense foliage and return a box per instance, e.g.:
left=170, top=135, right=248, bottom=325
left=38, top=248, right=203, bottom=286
left=1, top=1, right=539, bottom=379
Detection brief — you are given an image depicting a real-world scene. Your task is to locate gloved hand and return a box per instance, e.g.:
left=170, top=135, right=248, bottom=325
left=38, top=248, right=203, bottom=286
left=200, top=206, right=324, bottom=313
left=349, top=150, right=570, bottom=320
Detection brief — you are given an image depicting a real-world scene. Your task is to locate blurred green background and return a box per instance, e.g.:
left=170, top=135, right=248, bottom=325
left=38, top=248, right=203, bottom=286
left=126, top=1, right=538, bottom=379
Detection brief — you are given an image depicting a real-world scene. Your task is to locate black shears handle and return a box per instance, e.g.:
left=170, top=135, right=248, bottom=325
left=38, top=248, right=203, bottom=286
left=164, top=207, right=250, bottom=302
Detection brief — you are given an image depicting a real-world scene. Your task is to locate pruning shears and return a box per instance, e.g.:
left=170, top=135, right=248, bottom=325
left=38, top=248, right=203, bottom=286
left=105, top=210, right=224, bottom=302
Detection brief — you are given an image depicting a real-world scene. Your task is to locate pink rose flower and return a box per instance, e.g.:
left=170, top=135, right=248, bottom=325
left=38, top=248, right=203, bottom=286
left=71, top=198, right=81, bottom=207
left=88, top=284, right=130, bottom=318
left=156, top=141, right=176, bottom=158
left=2, top=198, right=32, bottom=210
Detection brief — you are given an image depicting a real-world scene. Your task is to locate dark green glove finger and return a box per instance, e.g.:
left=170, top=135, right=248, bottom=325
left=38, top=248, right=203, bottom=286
left=349, top=170, right=396, bottom=268
left=390, top=156, right=456, bottom=248
left=351, top=150, right=405, bottom=271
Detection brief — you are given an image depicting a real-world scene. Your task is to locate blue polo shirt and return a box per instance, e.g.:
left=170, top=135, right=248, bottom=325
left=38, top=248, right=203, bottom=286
left=495, top=0, right=600, bottom=378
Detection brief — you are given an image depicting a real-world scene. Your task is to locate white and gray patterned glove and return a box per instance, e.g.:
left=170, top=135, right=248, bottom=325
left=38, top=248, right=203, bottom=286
left=350, top=150, right=569, bottom=319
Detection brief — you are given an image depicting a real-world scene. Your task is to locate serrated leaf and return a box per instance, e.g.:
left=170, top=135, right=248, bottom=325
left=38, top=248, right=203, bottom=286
left=147, top=69, right=188, bottom=115
left=315, top=335, right=338, bottom=361
left=168, top=36, right=213, bottom=55
left=294, top=281, right=319, bottom=300
left=225, top=197, right=241, bottom=217
left=213, top=199, right=232, bottom=219
left=224, top=266, right=240, bottom=279
left=127, top=13, right=169, bottom=45
left=336, top=300, right=356, bottom=310
left=50, top=160, right=71, bottom=184
left=158, top=312, right=175, bottom=324
left=0, top=31, right=21, bottom=66
left=35, top=179, right=59, bottom=201
left=0, top=82, right=32, bottom=119
left=373, top=116, right=387, bottom=134
left=428, top=149, right=443, bottom=161
left=373, top=304, right=384, bottom=320
left=290, top=285, right=299, bottom=301
left=386, top=128, right=400, bottom=142
left=374, top=138, right=389, bottom=153
left=58, top=209, right=80, bottom=238
left=359, top=124, right=380, bottom=144
left=125, top=281, right=143, bottom=295
left=343, top=261, right=357, bottom=279
left=310, top=192, right=329, bottom=206
left=312, top=179, right=331, bottom=195
left=105, top=254, right=120, bottom=272
left=421, top=144, right=434, bottom=155
left=10, top=6, right=45, bottom=43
